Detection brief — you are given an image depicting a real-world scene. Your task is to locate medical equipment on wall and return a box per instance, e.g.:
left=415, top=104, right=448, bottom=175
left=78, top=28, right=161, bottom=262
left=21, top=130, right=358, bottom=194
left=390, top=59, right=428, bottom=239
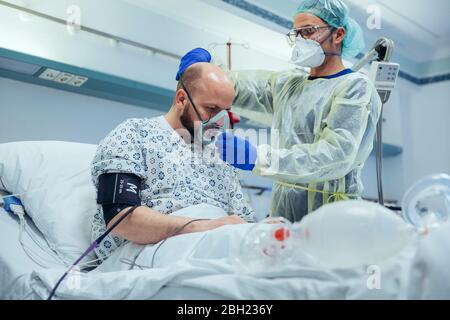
left=232, top=200, right=416, bottom=271
left=353, top=38, right=400, bottom=206
left=402, top=174, right=450, bottom=233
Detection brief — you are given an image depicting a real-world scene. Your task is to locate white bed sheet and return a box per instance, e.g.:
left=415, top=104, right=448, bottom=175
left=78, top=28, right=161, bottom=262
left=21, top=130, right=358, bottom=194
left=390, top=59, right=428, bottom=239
left=3, top=197, right=450, bottom=300
left=0, top=207, right=54, bottom=299
left=0, top=206, right=225, bottom=300
left=29, top=222, right=420, bottom=300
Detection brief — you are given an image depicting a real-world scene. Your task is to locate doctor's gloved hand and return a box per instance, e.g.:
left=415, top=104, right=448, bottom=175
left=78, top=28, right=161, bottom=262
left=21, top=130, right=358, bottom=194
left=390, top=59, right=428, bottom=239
left=215, top=132, right=257, bottom=171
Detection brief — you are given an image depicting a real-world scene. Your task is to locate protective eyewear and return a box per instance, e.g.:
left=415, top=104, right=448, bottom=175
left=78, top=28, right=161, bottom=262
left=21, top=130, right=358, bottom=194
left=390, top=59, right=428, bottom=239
left=286, top=25, right=333, bottom=46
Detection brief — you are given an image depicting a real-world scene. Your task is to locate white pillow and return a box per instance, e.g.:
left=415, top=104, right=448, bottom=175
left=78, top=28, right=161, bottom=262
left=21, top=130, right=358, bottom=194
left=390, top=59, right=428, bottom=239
left=0, top=141, right=99, bottom=264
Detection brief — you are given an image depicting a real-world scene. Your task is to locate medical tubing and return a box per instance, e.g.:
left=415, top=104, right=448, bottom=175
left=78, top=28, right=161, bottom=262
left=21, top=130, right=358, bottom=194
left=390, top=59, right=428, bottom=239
left=47, top=205, right=139, bottom=300
left=6, top=201, right=68, bottom=268
left=0, top=160, right=145, bottom=266
left=119, top=218, right=210, bottom=270
left=150, top=218, right=209, bottom=268
left=6, top=199, right=101, bottom=268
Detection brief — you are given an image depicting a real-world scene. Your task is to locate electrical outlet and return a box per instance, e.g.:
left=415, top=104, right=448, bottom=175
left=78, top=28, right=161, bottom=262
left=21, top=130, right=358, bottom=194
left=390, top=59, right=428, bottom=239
left=54, top=72, right=75, bottom=84
left=68, top=75, right=88, bottom=87
left=38, top=68, right=61, bottom=80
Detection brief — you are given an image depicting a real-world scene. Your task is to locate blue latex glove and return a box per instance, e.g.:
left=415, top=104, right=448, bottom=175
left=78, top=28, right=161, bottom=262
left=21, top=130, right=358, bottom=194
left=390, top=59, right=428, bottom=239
left=216, top=132, right=257, bottom=171
left=176, top=48, right=211, bottom=81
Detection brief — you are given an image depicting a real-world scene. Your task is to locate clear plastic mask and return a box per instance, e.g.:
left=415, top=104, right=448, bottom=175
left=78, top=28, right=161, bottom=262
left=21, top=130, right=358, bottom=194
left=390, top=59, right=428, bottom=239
left=200, top=110, right=230, bottom=145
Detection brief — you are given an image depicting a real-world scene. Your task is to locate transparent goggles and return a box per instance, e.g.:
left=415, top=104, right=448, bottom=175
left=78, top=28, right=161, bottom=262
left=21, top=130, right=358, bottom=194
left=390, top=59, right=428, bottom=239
left=286, top=25, right=333, bottom=47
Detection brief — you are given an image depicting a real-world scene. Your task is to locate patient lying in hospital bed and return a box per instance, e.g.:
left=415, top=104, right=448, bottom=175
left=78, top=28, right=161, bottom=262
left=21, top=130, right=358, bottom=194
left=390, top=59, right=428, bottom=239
left=1, top=140, right=450, bottom=300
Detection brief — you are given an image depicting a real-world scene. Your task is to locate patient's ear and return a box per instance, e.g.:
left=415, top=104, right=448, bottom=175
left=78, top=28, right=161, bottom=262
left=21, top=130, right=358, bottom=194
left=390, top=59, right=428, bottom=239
left=175, top=89, right=188, bottom=112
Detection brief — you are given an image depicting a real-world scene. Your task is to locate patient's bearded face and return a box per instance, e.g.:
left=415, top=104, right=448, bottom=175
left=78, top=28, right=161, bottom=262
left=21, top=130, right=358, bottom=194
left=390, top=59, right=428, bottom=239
left=180, top=101, right=197, bottom=139
left=179, top=72, right=234, bottom=143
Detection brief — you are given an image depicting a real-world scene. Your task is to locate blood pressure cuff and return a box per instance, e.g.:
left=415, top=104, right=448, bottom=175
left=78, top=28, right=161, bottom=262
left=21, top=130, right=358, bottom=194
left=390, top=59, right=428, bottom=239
left=97, top=173, right=142, bottom=226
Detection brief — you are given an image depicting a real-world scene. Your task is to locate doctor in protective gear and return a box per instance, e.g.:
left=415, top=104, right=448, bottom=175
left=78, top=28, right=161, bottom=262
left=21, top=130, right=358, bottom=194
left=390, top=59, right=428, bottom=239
left=186, top=0, right=382, bottom=222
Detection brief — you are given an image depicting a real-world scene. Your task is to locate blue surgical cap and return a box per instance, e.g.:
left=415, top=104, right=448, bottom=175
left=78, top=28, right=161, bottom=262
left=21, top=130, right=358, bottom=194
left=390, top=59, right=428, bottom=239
left=176, top=48, right=212, bottom=81
left=296, top=0, right=365, bottom=58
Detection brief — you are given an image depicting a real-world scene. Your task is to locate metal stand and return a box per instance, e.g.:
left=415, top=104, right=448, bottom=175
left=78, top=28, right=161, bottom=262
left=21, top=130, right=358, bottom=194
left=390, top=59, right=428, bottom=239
left=375, top=109, right=384, bottom=205
left=353, top=38, right=396, bottom=206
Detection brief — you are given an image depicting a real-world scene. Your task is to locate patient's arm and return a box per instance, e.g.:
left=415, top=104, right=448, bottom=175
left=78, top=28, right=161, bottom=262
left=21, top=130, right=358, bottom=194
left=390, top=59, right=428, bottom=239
left=107, top=206, right=247, bottom=245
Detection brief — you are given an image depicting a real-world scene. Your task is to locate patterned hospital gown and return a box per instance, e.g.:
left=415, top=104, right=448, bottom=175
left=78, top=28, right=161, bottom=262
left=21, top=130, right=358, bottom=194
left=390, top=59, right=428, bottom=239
left=90, top=116, right=255, bottom=260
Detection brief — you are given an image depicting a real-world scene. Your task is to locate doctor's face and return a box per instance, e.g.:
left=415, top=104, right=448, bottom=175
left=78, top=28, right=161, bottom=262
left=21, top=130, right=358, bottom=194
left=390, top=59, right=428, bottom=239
left=293, top=13, right=343, bottom=55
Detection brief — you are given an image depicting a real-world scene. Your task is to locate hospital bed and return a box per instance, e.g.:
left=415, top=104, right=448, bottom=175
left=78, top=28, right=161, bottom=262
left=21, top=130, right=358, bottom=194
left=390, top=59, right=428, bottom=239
left=0, top=141, right=230, bottom=300
left=1, top=141, right=449, bottom=300
left=0, top=195, right=225, bottom=300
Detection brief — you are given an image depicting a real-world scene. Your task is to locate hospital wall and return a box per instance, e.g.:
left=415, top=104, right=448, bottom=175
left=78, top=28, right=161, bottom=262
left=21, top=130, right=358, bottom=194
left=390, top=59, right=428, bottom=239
left=0, top=0, right=293, bottom=93
left=360, top=77, right=450, bottom=203
left=0, top=77, right=163, bottom=144
left=402, top=79, right=450, bottom=187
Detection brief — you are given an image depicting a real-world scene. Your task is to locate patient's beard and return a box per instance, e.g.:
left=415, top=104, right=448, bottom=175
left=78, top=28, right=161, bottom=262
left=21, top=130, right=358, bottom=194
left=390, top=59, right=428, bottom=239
left=180, top=108, right=196, bottom=143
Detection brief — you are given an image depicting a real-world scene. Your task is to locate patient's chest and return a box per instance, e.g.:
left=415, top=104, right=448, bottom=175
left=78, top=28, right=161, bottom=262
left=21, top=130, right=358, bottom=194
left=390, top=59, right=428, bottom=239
left=140, top=135, right=235, bottom=214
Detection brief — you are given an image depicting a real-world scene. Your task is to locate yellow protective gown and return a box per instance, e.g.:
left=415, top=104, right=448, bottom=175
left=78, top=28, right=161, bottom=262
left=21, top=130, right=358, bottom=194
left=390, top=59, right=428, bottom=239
left=230, top=69, right=382, bottom=221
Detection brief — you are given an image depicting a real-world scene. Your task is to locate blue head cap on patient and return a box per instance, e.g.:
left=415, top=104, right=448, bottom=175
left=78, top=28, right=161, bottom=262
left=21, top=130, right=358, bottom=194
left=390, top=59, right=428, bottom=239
left=176, top=48, right=212, bottom=81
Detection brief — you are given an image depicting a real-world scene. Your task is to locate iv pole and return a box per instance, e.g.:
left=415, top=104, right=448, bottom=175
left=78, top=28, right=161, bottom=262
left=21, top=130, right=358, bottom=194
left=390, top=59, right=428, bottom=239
left=209, top=40, right=250, bottom=71
left=352, top=38, right=396, bottom=206
left=209, top=40, right=250, bottom=129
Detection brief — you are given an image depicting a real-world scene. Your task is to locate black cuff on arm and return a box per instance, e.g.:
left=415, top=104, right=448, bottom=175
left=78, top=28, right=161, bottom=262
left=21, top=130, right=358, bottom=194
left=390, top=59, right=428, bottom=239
left=102, top=204, right=133, bottom=226
left=97, top=173, right=143, bottom=226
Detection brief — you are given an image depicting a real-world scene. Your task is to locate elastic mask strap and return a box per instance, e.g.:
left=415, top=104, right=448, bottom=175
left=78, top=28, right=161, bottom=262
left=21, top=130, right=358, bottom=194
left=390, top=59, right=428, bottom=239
left=179, top=78, right=209, bottom=124
left=317, top=27, right=342, bottom=58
